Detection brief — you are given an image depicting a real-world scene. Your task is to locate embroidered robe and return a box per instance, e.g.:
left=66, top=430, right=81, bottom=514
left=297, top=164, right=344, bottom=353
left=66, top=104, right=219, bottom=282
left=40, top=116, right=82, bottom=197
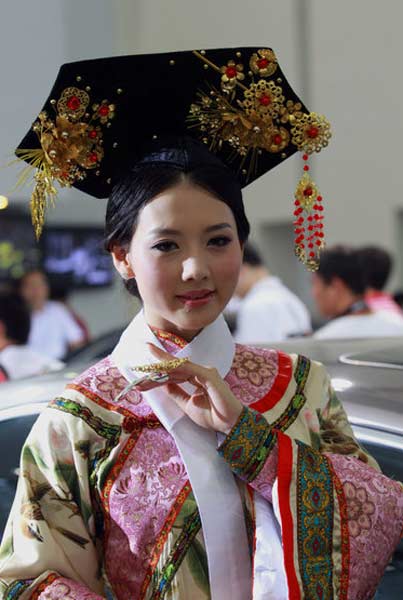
left=0, top=337, right=402, bottom=600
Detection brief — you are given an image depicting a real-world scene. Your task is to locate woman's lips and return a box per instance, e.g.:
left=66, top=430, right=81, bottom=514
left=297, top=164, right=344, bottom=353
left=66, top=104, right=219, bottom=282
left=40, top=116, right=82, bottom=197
left=176, top=290, right=215, bottom=307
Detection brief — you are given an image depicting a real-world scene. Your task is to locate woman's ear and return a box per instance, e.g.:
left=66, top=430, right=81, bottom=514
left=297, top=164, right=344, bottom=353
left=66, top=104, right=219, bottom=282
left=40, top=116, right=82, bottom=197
left=110, top=245, right=135, bottom=280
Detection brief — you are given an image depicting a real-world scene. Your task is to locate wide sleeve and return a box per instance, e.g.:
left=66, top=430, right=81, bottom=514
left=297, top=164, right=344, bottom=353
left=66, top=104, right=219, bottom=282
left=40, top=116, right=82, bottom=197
left=218, top=367, right=403, bottom=599
left=0, top=407, right=105, bottom=600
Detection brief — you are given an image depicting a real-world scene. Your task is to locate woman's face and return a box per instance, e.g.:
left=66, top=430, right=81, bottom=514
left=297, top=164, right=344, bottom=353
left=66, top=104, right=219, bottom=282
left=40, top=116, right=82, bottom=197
left=112, top=182, right=243, bottom=341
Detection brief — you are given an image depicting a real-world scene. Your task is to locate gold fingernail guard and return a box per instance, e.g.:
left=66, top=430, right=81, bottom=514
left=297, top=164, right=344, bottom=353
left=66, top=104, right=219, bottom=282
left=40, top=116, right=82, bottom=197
left=131, top=357, right=189, bottom=374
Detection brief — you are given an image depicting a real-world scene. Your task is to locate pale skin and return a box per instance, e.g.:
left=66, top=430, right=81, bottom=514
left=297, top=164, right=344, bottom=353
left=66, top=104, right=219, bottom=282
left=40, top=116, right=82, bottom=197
left=111, top=181, right=244, bottom=434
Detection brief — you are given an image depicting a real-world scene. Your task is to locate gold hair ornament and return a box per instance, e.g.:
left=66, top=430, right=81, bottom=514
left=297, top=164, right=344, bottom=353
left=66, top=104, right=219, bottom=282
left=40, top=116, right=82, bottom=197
left=188, top=49, right=332, bottom=270
left=15, top=87, right=115, bottom=239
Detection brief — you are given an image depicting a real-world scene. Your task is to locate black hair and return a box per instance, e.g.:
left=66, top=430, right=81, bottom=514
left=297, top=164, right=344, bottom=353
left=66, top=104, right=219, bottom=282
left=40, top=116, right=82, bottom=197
left=104, top=162, right=250, bottom=298
left=356, top=246, right=393, bottom=291
left=242, top=242, right=264, bottom=267
left=317, top=245, right=366, bottom=295
left=0, top=294, right=31, bottom=344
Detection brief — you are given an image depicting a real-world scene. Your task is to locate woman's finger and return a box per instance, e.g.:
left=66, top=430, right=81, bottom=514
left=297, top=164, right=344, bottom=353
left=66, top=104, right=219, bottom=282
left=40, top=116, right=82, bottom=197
left=164, top=383, right=192, bottom=412
left=146, top=342, right=214, bottom=382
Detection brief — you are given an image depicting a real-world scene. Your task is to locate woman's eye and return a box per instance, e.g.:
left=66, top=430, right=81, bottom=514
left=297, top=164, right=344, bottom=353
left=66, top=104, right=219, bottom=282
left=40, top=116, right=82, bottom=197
left=208, top=236, right=232, bottom=247
left=152, top=241, right=178, bottom=252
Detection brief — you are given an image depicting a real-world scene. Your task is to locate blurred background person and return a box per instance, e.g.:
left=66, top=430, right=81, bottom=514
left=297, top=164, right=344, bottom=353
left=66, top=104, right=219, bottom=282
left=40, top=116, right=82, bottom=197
left=357, top=245, right=403, bottom=315
left=232, top=242, right=312, bottom=344
left=50, top=284, right=91, bottom=345
left=312, top=245, right=403, bottom=339
left=393, top=289, right=403, bottom=310
left=18, top=270, right=86, bottom=360
left=0, top=293, right=62, bottom=381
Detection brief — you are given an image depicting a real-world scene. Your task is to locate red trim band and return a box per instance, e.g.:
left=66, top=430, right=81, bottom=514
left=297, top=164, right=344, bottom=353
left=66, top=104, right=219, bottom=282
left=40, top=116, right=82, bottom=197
left=250, top=351, right=293, bottom=413
left=277, top=431, right=301, bottom=600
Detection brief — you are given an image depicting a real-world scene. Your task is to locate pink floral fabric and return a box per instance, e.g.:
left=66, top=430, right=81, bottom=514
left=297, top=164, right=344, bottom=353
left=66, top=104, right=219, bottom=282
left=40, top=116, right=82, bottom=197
left=330, top=454, right=403, bottom=600
left=73, top=357, right=154, bottom=417
left=105, top=427, right=189, bottom=599
left=225, top=344, right=280, bottom=406
left=38, top=577, right=103, bottom=599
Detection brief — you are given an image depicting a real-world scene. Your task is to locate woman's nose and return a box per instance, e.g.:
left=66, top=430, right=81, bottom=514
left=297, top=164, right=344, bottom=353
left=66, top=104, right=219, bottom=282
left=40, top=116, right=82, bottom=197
left=181, top=256, right=209, bottom=281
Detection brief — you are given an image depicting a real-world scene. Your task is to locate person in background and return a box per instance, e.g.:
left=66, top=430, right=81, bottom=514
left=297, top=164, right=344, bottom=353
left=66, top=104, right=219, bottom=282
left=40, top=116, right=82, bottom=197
left=232, top=242, right=312, bottom=343
left=0, top=294, right=62, bottom=381
left=50, top=284, right=91, bottom=344
left=312, top=245, right=403, bottom=339
left=18, top=269, right=86, bottom=360
left=393, top=289, right=403, bottom=309
left=357, top=245, right=403, bottom=315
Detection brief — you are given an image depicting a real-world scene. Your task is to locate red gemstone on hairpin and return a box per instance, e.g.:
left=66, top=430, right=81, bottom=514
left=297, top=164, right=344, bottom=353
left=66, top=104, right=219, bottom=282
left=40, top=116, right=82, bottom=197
left=317, top=195, right=322, bottom=202
left=89, top=152, right=98, bottom=163
left=226, top=66, right=238, bottom=78
left=315, top=240, right=322, bottom=246
left=303, top=153, right=309, bottom=161
left=88, top=129, right=98, bottom=139
left=67, top=96, right=81, bottom=110
left=309, top=251, right=315, bottom=257
left=303, top=165, right=310, bottom=172
left=294, top=200, right=300, bottom=206
left=307, top=126, right=319, bottom=139
left=257, top=58, right=269, bottom=69
left=98, top=105, right=110, bottom=117
left=259, top=94, right=271, bottom=106
left=303, top=187, right=313, bottom=197
left=273, top=134, right=283, bottom=145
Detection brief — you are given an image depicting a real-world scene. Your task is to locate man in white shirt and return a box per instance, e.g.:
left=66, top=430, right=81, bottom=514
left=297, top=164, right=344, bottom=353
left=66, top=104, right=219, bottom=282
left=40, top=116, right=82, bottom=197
left=312, top=245, right=403, bottom=339
left=232, top=243, right=312, bottom=344
left=0, top=294, right=62, bottom=381
left=19, top=270, right=85, bottom=360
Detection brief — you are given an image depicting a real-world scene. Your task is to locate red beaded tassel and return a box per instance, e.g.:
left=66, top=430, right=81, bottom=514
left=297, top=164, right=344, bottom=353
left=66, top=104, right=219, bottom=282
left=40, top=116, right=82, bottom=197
left=293, top=153, right=325, bottom=271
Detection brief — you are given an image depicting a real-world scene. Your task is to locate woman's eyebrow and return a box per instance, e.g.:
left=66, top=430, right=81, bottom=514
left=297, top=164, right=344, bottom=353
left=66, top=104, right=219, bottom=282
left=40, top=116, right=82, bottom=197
left=149, top=223, right=233, bottom=236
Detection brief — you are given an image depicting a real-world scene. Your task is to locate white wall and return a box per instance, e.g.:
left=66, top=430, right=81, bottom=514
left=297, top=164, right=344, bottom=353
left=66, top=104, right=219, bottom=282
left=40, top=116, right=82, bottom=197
left=0, top=0, right=138, bottom=337
left=2, top=0, right=403, bottom=335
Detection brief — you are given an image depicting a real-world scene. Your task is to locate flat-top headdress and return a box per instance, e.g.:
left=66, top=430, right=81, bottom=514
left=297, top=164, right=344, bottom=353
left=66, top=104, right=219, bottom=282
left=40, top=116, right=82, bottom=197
left=14, top=47, right=331, bottom=270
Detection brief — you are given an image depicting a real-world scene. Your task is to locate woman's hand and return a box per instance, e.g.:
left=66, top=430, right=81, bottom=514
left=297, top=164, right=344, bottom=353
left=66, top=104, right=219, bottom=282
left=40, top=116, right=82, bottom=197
left=137, top=343, right=243, bottom=434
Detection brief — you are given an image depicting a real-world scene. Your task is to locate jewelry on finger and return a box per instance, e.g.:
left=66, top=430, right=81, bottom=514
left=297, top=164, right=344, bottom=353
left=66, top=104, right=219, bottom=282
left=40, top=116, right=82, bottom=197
left=113, top=374, right=148, bottom=403
left=149, top=372, right=170, bottom=383
left=131, top=357, right=189, bottom=374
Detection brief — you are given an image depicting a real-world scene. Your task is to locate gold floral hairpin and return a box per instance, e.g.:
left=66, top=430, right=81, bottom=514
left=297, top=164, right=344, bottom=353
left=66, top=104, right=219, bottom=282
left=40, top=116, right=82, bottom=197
left=188, top=49, right=332, bottom=271
left=16, top=86, right=116, bottom=239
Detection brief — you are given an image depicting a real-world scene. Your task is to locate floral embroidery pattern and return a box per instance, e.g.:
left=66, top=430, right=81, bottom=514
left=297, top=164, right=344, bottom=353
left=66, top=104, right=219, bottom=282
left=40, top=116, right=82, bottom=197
left=104, top=428, right=190, bottom=599
left=343, top=481, right=375, bottom=538
left=232, top=348, right=277, bottom=387
left=330, top=454, right=403, bottom=600
left=72, top=357, right=154, bottom=418
left=226, top=345, right=281, bottom=407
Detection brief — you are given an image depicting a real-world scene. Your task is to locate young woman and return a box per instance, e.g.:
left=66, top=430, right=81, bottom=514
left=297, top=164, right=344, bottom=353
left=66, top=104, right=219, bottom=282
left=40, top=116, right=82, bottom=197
left=0, top=138, right=402, bottom=600
left=2, top=47, right=402, bottom=600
